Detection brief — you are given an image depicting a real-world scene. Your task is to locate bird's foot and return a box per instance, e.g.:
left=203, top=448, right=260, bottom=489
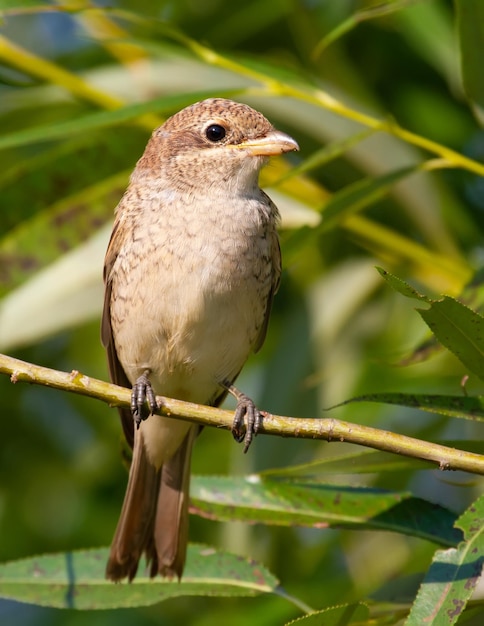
left=223, top=382, right=262, bottom=453
left=131, top=370, right=158, bottom=429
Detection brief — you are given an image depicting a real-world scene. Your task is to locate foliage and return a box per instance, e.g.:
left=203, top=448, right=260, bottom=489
left=0, top=0, right=483, bottom=624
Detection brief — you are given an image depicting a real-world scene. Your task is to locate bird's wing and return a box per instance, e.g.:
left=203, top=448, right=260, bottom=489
left=102, top=217, right=135, bottom=449
left=254, top=198, right=282, bottom=354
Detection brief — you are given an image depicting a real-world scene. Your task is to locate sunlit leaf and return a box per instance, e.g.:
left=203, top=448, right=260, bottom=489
left=0, top=227, right=107, bottom=351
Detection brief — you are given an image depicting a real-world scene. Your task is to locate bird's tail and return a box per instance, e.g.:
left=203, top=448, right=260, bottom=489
left=155, top=426, right=196, bottom=578
left=106, top=426, right=196, bottom=581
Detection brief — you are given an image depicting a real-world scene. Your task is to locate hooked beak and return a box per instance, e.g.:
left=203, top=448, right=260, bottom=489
left=236, top=130, right=299, bottom=156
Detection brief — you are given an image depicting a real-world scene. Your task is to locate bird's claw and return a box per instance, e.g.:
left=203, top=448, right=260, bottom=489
left=131, top=371, right=158, bottom=429
left=231, top=392, right=262, bottom=453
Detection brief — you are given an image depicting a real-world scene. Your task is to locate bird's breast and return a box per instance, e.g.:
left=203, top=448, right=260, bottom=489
left=110, top=192, right=274, bottom=404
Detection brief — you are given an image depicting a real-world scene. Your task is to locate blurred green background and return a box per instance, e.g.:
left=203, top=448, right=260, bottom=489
left=0, top=0, right=483, bottom=624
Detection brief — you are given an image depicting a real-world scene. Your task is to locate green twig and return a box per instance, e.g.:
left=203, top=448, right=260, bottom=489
left=1, top=352, right=484, bottom=475
left=165, top=32, right=484, bottom=177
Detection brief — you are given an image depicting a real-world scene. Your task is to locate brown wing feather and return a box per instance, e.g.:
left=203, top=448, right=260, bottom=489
left=102, top=218, right=135, bottom=449
left=254, top=208, right=281, bottom=354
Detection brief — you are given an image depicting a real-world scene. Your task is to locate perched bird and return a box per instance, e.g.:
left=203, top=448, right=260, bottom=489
left=102, top=98, right=299, bottom=582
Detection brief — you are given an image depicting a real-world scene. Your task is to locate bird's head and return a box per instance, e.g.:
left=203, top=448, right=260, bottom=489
left=132, top=98, right=299, bottom=194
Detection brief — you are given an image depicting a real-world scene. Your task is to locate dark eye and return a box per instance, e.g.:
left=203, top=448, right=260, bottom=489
left=205, top=124, right=226, bottom=142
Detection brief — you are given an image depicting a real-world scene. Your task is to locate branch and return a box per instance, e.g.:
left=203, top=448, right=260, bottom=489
left=1, top=352, right=484, bottom=474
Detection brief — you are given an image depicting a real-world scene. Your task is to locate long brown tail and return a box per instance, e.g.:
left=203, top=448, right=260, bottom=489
left=106, top=426, right=196, bottom=581
left=155, top=427, right=196, bottom=578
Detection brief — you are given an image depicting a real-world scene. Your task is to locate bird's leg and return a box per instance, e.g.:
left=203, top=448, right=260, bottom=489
left=221, top=380, right=262, bottom=453
left=131, top=369, right=158, bottom=429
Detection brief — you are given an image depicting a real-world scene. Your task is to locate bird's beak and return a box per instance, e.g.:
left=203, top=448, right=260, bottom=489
left=236, top=130, right=299, bottom=156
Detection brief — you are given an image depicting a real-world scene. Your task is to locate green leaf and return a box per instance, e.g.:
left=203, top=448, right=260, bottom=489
left=0, top=227, right=107, bottom=351
left=0, top=544, right=278, bottom=610
left=328, top=392, right=484, bottom=423
left=190, top=476, right=462, bottom=546
left=405, top=495, right=484, bottom=626
left=455, top=0, right=484, bottom=121
left=0, top=127, right=147, bottom=233
left=285, top=603, right=369, bottom=626
left=0, top=172, right=124, bottom=296
left=379, top=268, right=484, bottom=381
left=377, top=267, right=435, bottom=301
left=417, top=297, right=484, bottom=380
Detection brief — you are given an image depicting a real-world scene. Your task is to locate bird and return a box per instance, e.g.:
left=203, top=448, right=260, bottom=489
left=102, top=97, right=299, bottom=582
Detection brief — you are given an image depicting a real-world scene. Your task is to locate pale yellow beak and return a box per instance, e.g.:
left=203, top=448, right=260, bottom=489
left=237, top=130, right=299, bottom=156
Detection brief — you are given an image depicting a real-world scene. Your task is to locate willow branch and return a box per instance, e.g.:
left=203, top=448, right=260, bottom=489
left=1, top=352, right=483, bottom=475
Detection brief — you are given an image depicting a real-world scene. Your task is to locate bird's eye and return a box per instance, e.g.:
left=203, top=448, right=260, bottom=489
left=205, top=124, right=226, bottom=142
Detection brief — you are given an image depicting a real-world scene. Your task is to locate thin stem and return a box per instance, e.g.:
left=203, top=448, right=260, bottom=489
left=0, top=34, right=159, bottom=131
left=1, top=353, right=484, bottom=475
left=176, top=37, right=484, bottom=177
